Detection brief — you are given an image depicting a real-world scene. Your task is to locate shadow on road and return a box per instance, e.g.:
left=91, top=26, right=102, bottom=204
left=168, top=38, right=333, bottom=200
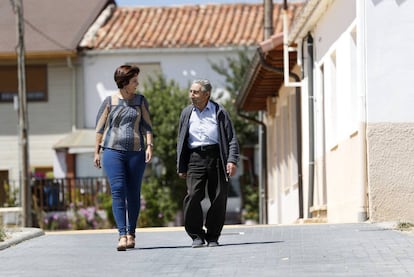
left=136, top=240, right=283, bottom=250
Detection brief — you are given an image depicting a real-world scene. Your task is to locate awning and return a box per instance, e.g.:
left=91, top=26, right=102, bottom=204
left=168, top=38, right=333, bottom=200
left=53, top=129, right=96, bottom=154
left=236, top=33, right=297, bottom=112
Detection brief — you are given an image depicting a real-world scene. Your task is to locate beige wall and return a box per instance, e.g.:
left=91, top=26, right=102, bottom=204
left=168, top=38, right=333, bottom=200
left=0, top=135, right=66, bottom=181
left=265, top=87, right=301, bottom=224
left=0, top=63, right=74, bottom=182
left=367, top=123, right=414, bottom=223
left=324, top=132, right=366, bottom=223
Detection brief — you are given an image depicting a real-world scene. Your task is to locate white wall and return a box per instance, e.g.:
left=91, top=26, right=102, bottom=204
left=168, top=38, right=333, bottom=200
left=314, top=0, right=357, bottom=157
left=306, top=0, right=414, bottom=222
left=266, top=87, right=301, bottom=224
left=53, top=151, right=66, bottom=178
left=76, top=153, right=104, bottom=178
left=81, top=48, right=246, bottom=128
left=365, top=0, right=414, bottom=123
left=364, top=0, right=414, bottom=223
left=302, top=0, right=365, bottom=222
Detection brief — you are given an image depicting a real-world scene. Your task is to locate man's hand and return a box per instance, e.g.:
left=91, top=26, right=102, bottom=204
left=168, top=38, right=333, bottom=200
left=178, top=173, right=187, bottom=179
left=226, top=163, right=237, bottom=177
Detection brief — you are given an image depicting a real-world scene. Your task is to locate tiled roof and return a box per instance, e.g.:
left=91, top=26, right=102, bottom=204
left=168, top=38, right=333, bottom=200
left=0, top=0, right=111, bottom=59
left=81, top=3, right=303, bottom=50
left=237, top=34, right=298, bottom=111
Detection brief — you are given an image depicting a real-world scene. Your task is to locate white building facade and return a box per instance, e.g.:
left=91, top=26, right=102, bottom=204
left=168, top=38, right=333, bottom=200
left=286, top=0, right=414, bottom=223
left=239, top=0, right=414, bottom=224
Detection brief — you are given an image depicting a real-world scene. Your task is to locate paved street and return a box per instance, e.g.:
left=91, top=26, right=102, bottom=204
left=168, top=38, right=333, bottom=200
left=1, top=223, right=413, bottom=276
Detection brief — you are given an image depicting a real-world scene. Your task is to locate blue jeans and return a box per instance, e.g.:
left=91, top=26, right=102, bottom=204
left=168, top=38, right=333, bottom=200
left=102, top=148, right=146, bottom=236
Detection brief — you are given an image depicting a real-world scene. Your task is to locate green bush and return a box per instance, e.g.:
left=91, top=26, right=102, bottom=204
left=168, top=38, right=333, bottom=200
left=139, top=176, right=177, bottom=227
left=98, top=193, right=115, bottom=228
left=70, top=205, right=107, bottom=230
left=242, top=181, right=259, bottom=223
left=0, top=225, right=5, bottom=242
left=2, top=182, right=19, bottom=207
left=42, top=205, right=110, bottom=231
left=143, top=76, right=189, bottom=223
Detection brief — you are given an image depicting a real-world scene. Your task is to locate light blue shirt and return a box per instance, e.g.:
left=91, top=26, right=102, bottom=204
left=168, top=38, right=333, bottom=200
left=188, top=101, right=219, bottom=149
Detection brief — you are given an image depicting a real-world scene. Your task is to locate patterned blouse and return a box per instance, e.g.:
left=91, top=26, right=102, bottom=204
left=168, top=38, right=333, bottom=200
left=95, top=93, right=152, bottom=151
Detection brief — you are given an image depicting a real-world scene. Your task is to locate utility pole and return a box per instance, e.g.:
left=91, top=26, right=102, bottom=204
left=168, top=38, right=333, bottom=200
left=12, top=0, right=31, bottom=227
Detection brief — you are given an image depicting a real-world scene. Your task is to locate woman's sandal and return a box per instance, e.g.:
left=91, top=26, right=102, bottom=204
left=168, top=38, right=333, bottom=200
left=117, top=235, right=127, bottom=251
left=126, top=234, right=135, bottom=249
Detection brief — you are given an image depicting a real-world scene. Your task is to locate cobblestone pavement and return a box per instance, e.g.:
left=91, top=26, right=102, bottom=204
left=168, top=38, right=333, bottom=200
left=1, top=223, right=413, bottom=276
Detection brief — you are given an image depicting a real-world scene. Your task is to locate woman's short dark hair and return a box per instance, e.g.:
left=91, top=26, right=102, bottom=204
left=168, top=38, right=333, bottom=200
left=114, top=65, right=140, bottom=89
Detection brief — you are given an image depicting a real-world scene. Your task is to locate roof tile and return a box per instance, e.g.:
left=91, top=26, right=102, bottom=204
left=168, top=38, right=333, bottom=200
left=81, top=3, right=303, bottom=50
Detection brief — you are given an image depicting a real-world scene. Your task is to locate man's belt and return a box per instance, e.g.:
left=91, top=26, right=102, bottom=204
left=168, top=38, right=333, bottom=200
left=190, top=144, right=219, bottom=152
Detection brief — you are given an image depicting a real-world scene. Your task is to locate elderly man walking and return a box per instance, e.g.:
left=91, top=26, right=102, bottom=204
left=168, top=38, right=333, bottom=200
left=177, top=79, right=240, bottom=248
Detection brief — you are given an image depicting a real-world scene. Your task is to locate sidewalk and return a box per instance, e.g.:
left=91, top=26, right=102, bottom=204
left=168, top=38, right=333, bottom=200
left=0, top=227, right=44, bottom=250
left=1, top=223, right=413, bottom=276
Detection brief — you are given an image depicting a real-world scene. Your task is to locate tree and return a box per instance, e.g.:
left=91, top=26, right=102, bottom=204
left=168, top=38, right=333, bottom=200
left=139, top=50, right=261, bottom=226
left=140, top=75, right=189, bottom=226
left=211, top=49, right=259, bottom=222
left=210, top=49, right=258, bottom=147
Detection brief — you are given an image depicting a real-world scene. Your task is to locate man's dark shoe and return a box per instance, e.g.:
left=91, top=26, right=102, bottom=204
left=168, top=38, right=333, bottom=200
left=207, top=241, right=219, bottom=247
left=192, top=238, right=205, bottom=248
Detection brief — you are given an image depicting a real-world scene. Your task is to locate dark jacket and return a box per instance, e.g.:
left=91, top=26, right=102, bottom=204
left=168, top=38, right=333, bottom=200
left=177, top=101, right=240, bottom=180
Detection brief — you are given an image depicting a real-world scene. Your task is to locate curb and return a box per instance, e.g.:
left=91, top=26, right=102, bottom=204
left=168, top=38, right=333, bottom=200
left=0, top=228, right=45, bottom=250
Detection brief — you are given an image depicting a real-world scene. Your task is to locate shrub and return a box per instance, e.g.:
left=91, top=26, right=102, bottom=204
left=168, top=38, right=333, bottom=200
left=2, top=182, right=19, bottom=207
left=42, top=205, right=109, bottom=231
left=43, top=212, right=71, bottom=230
left=70, top=206, right=107, bottom=230
left=139, top=176, right=177, bottom=227
left=98, top=193, right=115, bottom=228
left=242, top=182, right=259, bottom=223
left=0, top=225, right=6, bottom=242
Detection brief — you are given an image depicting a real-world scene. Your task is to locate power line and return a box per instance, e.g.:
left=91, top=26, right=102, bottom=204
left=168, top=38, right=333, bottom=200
left=24, top=19, right=72, bottom=51
left=8, top=0, right=72, bottom=51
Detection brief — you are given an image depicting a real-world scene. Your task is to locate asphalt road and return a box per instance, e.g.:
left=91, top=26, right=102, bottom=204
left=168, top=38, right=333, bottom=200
left=1, top=223, right=413, bottom=276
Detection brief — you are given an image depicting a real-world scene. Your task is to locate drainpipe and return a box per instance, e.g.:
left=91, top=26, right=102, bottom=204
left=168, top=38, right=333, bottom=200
left=256, top=48, right=304, bottom=220
left=294, top=74, right=304, bottom=219
left=306, top=33, right=315, bottom=218
left=357, top=1, right=368, bottom=221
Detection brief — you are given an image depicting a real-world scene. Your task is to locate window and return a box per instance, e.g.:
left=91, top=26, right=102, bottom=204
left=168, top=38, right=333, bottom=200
left=0, top=65, right=48, bottom=102
left=126, top=62, right=161, bottom=92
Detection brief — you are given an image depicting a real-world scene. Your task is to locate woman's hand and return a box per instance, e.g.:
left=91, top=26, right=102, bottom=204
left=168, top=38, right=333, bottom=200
left=93, top=153, right=101, bottom=168
left=145, top=145, right=153, bottom=163
left=94, top=134, right=103, bottom=168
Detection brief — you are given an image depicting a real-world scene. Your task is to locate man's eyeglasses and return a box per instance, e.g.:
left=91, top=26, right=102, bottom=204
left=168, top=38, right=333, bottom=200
left=189, top=90, right=202, bottom=94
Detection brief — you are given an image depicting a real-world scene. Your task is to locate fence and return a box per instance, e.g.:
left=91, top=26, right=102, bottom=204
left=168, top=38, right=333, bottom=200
left=1, top=177, right=111, bottom=211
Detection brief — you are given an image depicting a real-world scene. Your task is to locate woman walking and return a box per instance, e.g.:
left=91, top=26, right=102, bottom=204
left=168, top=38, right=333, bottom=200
left=94, top=65, right=153, bottom=251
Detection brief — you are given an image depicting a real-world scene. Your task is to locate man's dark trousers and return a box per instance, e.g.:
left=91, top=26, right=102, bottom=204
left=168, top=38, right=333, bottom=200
left=183, top=146, right=228, bottom=243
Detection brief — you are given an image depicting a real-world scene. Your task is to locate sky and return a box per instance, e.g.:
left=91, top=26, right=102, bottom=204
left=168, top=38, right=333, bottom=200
left=115, top=0, right=279, bottom=7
